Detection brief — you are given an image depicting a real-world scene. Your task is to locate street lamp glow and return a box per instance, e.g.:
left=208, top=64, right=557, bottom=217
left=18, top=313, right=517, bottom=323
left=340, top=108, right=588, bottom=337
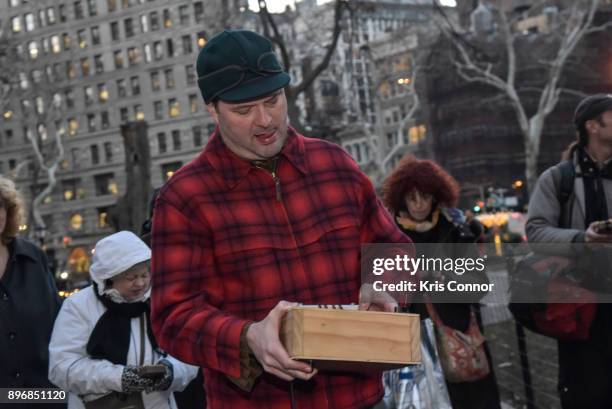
left=3, top=110, right=13, bottom=120
left=60, top=272, right=69, bottom=280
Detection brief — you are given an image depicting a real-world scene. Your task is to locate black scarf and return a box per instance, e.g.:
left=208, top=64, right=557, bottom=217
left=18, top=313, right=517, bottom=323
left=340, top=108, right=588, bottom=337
left=86, top=282, right=161, bottom=365
left=578, top=149, right=611, bottom=226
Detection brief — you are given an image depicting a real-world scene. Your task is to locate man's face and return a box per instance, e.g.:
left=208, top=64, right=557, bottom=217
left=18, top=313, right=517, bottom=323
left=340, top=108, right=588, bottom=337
left=588, top=110, right=612, bottom=145
left=206, top=89, right=289, bottom=161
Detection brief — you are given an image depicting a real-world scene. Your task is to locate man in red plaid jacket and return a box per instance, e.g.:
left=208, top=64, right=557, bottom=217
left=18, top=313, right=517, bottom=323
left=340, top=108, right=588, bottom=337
left=150, top=29, right=411, bottom=409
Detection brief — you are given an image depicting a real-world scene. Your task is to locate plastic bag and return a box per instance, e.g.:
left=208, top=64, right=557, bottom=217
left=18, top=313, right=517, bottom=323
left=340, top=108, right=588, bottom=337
left=379, top=319, right=452, bottom=409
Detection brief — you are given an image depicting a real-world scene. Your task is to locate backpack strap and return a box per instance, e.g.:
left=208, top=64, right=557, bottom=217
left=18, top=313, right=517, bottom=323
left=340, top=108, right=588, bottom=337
left=550, top=160, right=575, bottom=228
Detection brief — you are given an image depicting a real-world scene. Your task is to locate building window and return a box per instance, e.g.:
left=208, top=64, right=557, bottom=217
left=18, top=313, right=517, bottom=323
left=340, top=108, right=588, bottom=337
left=166, top=38, right=174, bottom=58
left=58, top=4, right=67, bottom=22
left=41, top=37, right=50, bottom=54
left=153, top=41, right=163, bottom=60
left=84, top=85, right=94, bottom=105
left=168, top=98, right=180, bottom=118
left=68, top=118, right=78, bottom=136
left=134, top=104, right=144, bottom=120
left=98, top=83, right=108, bottom=102
left=127, top=47, right=141, bottom=65
left=97, top=207, right=109, bottom=228
left=192, top=126, right=202, bottom=146
left=157, top=132, right=166, bottom=153
left=179, top=5, right=189, bottom=24
left=62, top=33, right=71, bottom=50
left=55, top=121, right=65, bottom=138
left=65, top=89, right=75, bottom=108
left=124, top=18, right=134, bottom=37
left=28, top=41, right=39, bottom=59
left=107, top=0, right=117, bottom=12
left=150, top=11, right=159, bottom=30
left=163, top=9, right=172, bottom=28
left=164, top=69, right=175, bottom=89
left=66, top=61, right=76, bottom=79
left=110, top=21, right=119, bottom=41
left=114, top=50, right=124, bottom=69
left=24, top=13, right=35, bottom=32
left=11, top=16, right=21, bottom=33
left=194, top=2, right=204, bottom=23
left=37, top=123, right=47, bottom=140
left=162, top=162, right=182, bottom=182
left=116, top=79, right=126, bottom=97
left=172, top=130, right=181, bottom=151
left=101, top=111, right=110, bottom=129
left=130, top=76, right=140, bottom=95
left=50, top=35, right=61, bottom=54
left=104, top=142, right=113, bottom=162
left=119, top=107, right=129, bottom=123
left=153, top=101, right=163, bottom=120
left=87, top=113, right=96, bottom=132
left=185, top=65, right=196, bottom=85
left=143, top=44, right=152, bottom=62
left=150, top=71, right=160, bottom=91
left=189, top=94, right=198, bottom=114
left=38, top=9, right=46, bottom=28
left=408, top=125, right=427, bottom=145
left=94, top=173, right=118, bottom=196
left=90, top=144, right=99, bottom=164
left=181, top=35, right=193, bottom=55
left=87, top=0, right=97, bottom=16
left=140, top=14, right=148, bottom=33
left=77, top=29, right=87, bottom=49
left=81, top=58, right=90, bottom=76
left=70, top=214, right=83, bottom=230
left=94, top=54, right=104, bottom=73
left=91, top=26, right=100, bottom=45
left=63, top=179, right=84, bottom=201
left=74, top=1, right=84, bottom=19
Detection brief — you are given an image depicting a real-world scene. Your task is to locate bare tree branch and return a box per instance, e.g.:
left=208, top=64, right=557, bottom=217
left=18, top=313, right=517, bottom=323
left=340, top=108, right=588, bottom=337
left=291, top=0, right=345, bottom=97
left=435, top=0, right=604, bottom=193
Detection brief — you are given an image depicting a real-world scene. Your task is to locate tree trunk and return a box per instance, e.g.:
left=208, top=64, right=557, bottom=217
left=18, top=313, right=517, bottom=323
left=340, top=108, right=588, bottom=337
left=111, top=121, right=152, bottom=234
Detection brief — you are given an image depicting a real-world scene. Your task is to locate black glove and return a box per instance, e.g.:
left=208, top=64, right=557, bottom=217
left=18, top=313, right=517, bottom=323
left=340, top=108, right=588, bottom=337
left=121, top=365, right=155, bottom=393
left=145, top=359, right=174, bottom=392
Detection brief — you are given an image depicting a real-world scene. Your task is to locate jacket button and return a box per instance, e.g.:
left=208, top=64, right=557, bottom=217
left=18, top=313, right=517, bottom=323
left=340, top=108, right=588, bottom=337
left=14, top=372, right=21, bottom=379
left=1, top=292, right=8, bottom=301
left=8, top=332, right=16, bottom=340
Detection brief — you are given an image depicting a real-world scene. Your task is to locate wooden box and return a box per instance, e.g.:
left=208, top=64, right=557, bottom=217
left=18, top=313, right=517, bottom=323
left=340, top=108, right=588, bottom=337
left=280, top=307, right=421, bottom=371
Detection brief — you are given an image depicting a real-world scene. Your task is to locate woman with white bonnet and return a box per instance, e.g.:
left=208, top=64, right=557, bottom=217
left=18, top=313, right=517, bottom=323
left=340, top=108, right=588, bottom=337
left=48, top=231, right=198, bottom=409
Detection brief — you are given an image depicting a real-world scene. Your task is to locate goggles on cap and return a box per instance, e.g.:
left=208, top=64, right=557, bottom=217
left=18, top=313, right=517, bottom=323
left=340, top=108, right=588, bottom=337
left=198, top=52, right=284, bottom=103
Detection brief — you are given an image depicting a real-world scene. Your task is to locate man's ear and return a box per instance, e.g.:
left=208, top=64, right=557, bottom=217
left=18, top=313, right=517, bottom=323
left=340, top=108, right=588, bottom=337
left=206, top=102, right=219, bottom=124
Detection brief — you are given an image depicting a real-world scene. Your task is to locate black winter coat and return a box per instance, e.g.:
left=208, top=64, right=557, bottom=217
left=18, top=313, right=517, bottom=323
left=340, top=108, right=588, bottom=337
left=0, top=238, right=63, bottom=390
left=396, top=211, right=501, bottom=409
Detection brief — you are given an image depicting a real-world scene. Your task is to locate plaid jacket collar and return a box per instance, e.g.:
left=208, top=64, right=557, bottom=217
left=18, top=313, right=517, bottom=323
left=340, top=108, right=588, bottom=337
left=203, top=126, right=308, bottom=189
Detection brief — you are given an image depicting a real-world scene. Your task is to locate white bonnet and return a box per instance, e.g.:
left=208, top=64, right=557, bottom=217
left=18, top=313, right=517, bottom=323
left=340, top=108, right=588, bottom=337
left=89, top=231, right=151, bottom=291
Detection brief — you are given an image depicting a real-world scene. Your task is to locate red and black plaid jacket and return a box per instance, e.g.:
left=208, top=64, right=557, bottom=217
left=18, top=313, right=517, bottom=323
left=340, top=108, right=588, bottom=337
left=151, top=127, right=411, bottom=409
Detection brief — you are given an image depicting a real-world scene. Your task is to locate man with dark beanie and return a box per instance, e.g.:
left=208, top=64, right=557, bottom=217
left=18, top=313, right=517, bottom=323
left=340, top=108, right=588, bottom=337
left=526, top=93, right=612, bottom=409
left=149, top=29, right=411, bottom=409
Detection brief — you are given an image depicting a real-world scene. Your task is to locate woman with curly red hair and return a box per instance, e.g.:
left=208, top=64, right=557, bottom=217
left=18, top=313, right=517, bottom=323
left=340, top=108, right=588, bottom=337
left=382, top=155, right=500, bottom=409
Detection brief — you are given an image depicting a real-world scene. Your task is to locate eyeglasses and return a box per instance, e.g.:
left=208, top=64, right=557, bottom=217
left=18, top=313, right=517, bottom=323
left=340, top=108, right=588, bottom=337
left=198, top=52, right=284, bottom=103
